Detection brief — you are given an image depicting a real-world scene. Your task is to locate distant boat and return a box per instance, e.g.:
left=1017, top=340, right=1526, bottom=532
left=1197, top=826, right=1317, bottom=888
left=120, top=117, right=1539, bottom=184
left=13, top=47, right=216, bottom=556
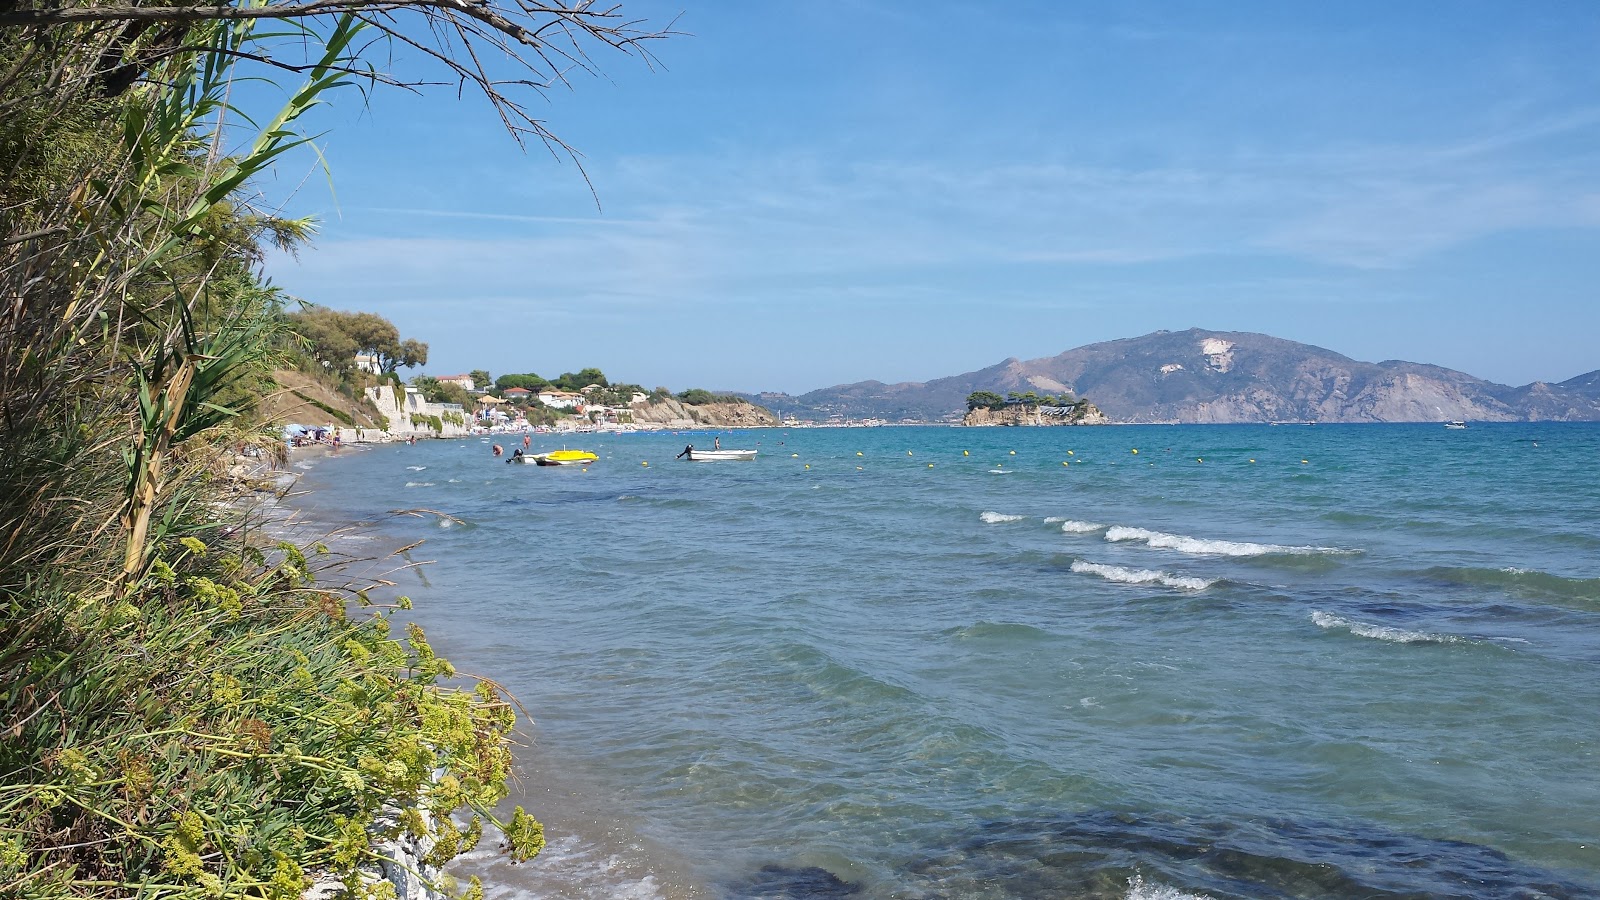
left=686, top=448, right=758, bottom=461
left=1444, top=421, right=1467, bottom=429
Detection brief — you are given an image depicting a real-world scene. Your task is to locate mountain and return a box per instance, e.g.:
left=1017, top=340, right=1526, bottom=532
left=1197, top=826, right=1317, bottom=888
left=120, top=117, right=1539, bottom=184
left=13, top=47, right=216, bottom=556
left=747, top=329, right=1600, bottom=424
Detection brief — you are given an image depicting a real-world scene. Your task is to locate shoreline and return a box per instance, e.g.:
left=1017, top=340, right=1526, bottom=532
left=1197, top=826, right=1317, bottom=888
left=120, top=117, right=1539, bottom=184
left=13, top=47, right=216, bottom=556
left=275, top=444, right=709, bottom=900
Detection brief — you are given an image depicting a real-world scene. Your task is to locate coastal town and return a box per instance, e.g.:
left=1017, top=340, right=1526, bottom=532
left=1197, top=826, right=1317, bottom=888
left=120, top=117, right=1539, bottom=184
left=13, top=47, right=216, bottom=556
left=282, top=369, right=783, bottom=445
left=281, top=363, right=1117, bottom=448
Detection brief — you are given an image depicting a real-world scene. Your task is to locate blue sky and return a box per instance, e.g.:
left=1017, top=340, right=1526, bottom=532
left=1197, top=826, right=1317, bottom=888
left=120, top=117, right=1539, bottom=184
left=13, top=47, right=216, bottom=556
left=259, top=1, right=1600, bottom=394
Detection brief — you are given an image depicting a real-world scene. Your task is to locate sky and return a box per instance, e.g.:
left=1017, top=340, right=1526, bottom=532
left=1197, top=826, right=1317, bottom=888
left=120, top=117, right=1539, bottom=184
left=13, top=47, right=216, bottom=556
left=258, top=1, right=1600, bottom=394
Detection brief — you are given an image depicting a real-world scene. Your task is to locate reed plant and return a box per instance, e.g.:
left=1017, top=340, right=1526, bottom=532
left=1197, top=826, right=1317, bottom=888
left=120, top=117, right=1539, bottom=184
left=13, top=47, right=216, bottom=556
left=1, top=10, right=546, bottom=898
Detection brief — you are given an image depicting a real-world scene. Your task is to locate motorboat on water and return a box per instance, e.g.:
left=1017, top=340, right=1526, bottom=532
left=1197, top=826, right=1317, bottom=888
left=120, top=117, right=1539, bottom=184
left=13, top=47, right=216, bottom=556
left=518, top=448, right=599, bottom=465
left=1444, top=421, right=1467, bottom=429
left=686, top=448, right=757, bottom=461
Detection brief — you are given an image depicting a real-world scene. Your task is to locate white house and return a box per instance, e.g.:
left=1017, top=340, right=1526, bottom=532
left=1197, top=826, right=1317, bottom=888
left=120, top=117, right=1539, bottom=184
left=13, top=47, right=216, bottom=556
left=434, top=374, right=476, bottom=391
left=537, top=389, right=583, bottom=410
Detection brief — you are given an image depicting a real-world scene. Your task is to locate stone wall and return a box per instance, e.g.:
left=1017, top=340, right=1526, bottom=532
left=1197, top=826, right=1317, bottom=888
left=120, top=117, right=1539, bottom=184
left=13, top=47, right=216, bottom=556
left=366, top=385, right=474, bottom=438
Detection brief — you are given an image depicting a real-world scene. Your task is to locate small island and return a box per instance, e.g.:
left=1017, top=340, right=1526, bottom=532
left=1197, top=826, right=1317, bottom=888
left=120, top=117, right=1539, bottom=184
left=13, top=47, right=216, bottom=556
left=962, top=390, right=1108, bottom=426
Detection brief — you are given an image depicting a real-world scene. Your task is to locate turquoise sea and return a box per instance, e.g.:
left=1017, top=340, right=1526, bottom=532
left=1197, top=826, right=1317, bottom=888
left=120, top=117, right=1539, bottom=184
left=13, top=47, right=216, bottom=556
left=289, top=424, right=1600, bottom=899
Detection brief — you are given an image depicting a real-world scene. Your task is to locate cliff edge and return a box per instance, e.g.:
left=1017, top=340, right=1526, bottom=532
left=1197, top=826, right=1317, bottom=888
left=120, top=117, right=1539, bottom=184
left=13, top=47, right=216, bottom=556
left=630, top=396, right=778, bottom=428
left=963, top=402, right=1108, bottom=426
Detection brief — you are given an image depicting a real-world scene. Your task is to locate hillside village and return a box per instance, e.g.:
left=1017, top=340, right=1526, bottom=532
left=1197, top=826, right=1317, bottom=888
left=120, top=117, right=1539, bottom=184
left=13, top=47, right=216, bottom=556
left=264, top=311, right=778, bottom=444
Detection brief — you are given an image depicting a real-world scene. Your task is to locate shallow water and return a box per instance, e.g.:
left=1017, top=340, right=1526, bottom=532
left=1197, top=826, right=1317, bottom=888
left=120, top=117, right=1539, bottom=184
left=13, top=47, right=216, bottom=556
left=290, top=423, right=1600, bottom=899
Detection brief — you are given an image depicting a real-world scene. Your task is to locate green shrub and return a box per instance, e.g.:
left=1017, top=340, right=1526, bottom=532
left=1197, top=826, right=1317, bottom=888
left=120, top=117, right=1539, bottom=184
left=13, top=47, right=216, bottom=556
left=1, top=532, right=536, bottom=899
left=677, top=388, right=740, bottom=406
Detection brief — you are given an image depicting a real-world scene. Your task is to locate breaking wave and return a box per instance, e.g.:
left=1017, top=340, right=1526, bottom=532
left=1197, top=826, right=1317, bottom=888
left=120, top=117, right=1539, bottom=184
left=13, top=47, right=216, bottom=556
left=1311, top=611, right=1463, bottom=645
left=1071, top=560, right=1216, bottom=591
left=1105, top=526, right=1358, bottom=558
left=1126, top=874, right=1214, bottom=900
left=1056, top=519, right=1107, bottom=534
left=979, top=511, right=1027, bottom=524
left=404, top=481, right=435, bottom=488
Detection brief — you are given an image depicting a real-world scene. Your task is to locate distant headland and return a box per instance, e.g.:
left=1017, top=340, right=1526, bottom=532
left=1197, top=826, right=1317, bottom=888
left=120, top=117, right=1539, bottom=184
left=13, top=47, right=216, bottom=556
left=741, top=328, right=1600, bottom=424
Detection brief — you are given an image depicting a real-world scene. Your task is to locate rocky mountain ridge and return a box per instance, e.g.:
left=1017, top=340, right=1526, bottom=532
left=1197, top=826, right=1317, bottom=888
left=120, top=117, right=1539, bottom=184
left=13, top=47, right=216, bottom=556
left=747, top=329, right=1600, bottom=424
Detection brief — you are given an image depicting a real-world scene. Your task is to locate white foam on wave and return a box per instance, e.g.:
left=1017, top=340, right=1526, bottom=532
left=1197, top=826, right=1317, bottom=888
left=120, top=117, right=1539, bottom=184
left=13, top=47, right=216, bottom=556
left=1311, top=611, right=1461, bottom=644
left=988, top=468, right=1011, bottom=474
left=1071, top=560, right=1216, bottom=591
left=1105, top=526, right=1357, bottom=557
left=466, top=830, right=667, bottom=900
left=1058, top=519, right=1106, bottom=534
left=980, top=511, right=1027, bottom=524
left=405, top=481, right=434, bottom=488
left=1126, top=874, right=1213, bottom=900
left=406, top=465, right=427, bottom=471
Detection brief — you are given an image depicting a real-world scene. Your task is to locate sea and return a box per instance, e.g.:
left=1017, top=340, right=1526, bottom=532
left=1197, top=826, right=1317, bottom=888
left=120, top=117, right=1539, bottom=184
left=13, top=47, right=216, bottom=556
left=285, top=423, right=1600, bottom=899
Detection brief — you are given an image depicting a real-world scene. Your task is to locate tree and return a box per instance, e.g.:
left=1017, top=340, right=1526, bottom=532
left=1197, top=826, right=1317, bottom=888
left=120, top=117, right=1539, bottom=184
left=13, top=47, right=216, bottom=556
left=495, top=372, right=548, bottom=392
left=967, top=391, right=1006, bottom=411
left=414, top=375, right=471, bottom=407
left=553, top=367, right=608, bottom=390
left=284, top=307, right=425, bottom=374
left=678, top=388, right=736, bottom=406
left=469, top=369, right=492, bottom=389
left=288, top=307, right=361, bottom=371
left=399, top=338, right=429, bottom=370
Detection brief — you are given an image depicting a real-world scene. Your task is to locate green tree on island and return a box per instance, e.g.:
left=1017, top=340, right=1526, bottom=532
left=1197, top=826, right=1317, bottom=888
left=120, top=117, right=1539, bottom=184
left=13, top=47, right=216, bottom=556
left=967, top=390, right=1007, bottom=410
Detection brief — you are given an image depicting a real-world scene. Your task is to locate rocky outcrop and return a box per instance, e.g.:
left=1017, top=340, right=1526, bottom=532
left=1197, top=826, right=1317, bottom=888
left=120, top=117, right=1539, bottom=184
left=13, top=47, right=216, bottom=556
left=962, top=403, right=1107, bottom=426
left=628, top=397, right=778, bottom=428
left=751, top=330, right=1600, bottom=424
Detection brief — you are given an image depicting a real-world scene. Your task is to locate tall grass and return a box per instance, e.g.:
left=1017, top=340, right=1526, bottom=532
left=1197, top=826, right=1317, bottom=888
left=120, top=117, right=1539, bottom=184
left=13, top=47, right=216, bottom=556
left=1, top=13, right=538, bottom=899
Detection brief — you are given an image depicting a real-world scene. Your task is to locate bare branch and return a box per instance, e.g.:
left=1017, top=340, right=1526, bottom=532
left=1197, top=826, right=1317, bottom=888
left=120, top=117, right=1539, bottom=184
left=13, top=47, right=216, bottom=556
left=3, top=0, right=674, bottom=198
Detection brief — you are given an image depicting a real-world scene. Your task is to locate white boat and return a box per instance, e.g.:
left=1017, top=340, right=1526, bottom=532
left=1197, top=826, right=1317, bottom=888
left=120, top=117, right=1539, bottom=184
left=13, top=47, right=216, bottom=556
left=686, top=448, right=757, bottom=461
left=1444, top=421, right=1467, bottom=429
